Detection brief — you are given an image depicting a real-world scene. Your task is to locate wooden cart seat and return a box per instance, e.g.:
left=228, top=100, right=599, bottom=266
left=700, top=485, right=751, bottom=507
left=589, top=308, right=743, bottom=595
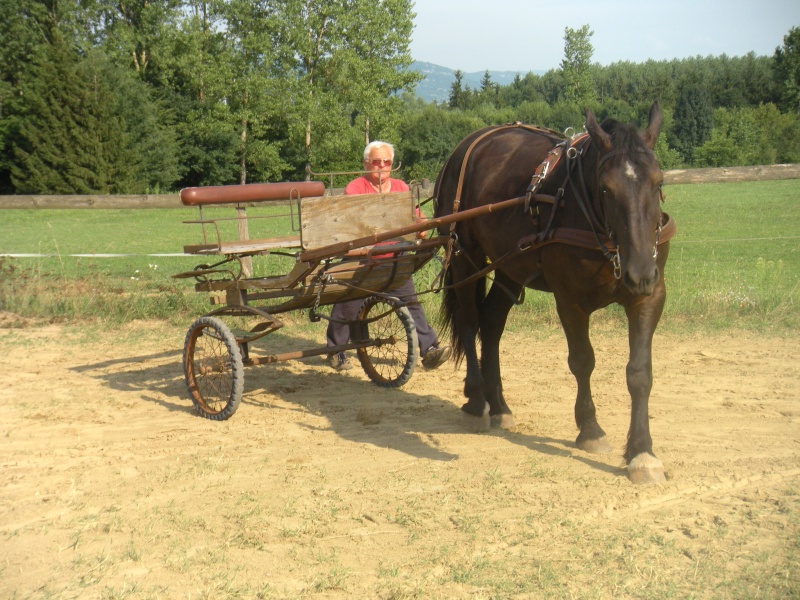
left=183, top=235, right=302, bottom=255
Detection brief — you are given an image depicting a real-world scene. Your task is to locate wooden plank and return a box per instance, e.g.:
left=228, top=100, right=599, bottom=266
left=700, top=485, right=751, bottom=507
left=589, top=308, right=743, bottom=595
left=662, top=163, right=800, bottom=185
left=235, top=206, right=253, bottom=276
left=2, top=164, right=800, bottom=210
left=0, top=194, right=181, bottom=209
left=183, top=235, right=302, bottom=255
left=299, top=191, right=416, bottom=250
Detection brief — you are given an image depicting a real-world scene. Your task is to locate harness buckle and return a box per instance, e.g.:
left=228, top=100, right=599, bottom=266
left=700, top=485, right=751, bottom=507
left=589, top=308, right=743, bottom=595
left=653, top=217, right=663, bottom=259
left=612, top=252, right=621, bottom=280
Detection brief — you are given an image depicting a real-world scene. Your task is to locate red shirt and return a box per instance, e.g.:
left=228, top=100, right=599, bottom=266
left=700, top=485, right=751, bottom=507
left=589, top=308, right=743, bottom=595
left=344, top=176, right=409, bottom=195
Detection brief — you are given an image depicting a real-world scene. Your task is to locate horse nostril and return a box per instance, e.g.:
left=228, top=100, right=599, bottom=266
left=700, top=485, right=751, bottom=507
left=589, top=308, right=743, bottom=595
left=624, top=266, right=659, bottom=296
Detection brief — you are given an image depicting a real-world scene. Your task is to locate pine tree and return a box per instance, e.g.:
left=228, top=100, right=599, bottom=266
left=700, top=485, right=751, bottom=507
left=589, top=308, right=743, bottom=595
left=671, top=84, right=713, bottom=164
left=0, top=0, right=49, bottom=193
left=449, top=70, right=465, bottom=109
left=774, top=26, right=800, bottom=113
left=11, top=26, right=136, bottom=194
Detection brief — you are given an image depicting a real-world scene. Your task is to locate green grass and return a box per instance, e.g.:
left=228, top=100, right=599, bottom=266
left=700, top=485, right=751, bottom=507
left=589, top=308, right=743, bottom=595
left=1, top=180, right=798, bottom=331
left=658, top=179, right=800, bottom=331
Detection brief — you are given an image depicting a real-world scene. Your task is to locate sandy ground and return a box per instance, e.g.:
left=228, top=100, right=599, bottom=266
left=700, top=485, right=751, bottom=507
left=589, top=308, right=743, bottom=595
left=0, top=315, right=798, bottom=598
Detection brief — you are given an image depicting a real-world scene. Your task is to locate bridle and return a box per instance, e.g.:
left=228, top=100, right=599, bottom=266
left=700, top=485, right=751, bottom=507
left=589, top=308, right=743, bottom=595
left=554, top=135, right=664, bottom=280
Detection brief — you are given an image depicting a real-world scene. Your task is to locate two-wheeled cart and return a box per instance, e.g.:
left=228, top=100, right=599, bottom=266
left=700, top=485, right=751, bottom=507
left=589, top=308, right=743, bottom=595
left=174, top=180, right=448, bottom=420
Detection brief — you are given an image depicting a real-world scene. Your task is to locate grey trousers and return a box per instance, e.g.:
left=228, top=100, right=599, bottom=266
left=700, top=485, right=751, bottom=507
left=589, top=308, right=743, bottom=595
left=325, top=278, right=438, bottom=354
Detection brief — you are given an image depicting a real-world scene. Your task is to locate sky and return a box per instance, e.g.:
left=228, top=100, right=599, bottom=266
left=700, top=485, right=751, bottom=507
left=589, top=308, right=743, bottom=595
left=410, top=0, right=800, bottom=73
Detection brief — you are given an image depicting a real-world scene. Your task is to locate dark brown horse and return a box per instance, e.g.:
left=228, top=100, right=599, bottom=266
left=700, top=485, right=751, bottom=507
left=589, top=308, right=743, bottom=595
left=433, top=102, right=673, bottom=483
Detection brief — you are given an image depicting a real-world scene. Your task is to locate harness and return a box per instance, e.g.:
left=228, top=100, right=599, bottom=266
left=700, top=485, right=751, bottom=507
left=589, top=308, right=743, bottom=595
left=437, top=123, right=676, bottom=287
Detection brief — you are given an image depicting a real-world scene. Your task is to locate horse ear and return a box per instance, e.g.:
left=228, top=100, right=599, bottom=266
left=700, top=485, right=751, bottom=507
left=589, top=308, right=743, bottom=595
left=641, top=101, right=663, bottom=150
left=584, top=108, right=612, bottom=153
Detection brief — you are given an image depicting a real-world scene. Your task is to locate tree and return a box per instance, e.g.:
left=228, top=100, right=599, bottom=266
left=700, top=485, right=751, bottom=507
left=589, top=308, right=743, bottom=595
left=276, top=0, right=420, bottom=178
left=560, top=25, right=596, bottom=106
left=12, top=31, right=135, bottom=193
left=694, top=103, right=800, bottom=167
left=213, top=0, right=290, bottom=184
left=448, top=70, right=466, bottom=109
left=398, top=101, right=485, bottom=181
left=671, top=84, right=713, bottom=164
left=90, top=0, right=184, bottom=86
left=99, top=55, right=182, bottom=192
left=480, top=70, right=492, bottom=92
left=774, top=26, right=800, bottom=113
left=0, top=0, right=53, bottom=193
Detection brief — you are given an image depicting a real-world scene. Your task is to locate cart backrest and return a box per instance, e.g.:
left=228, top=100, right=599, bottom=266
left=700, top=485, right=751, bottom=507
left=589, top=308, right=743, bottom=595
left=299, top=191, right=416, bottom=250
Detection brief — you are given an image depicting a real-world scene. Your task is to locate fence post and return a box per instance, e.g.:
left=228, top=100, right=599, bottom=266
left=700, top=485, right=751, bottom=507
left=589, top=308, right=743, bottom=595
left=235, top=206, right=252, bottom=277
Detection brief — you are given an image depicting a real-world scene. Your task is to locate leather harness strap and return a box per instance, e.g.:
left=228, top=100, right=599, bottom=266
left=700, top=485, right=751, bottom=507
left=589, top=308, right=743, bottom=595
left=517, top=211, right=677, bottom=253
left=436, top=123, right=555, bottom=288
left=524, top=132, right=589, bottom=213
left=448, top=122, right=564, bottom=234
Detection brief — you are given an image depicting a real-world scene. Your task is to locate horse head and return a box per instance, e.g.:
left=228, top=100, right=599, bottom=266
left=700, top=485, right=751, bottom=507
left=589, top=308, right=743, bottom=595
left=584, top=101, right=664, bottom=296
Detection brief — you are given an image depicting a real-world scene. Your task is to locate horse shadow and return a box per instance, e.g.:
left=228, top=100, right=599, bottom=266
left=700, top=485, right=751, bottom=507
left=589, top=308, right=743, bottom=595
left=71, top=330, right=624, bottom=476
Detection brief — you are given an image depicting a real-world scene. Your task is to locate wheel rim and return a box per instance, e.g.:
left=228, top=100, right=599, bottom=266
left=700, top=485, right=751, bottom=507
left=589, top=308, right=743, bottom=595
left=356, top=297, right=417, bottom=387
left=184, top=318, right=243, bottom=418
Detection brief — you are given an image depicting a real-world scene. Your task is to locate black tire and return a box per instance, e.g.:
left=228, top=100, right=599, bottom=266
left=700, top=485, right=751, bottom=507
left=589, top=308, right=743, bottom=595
left=183, top=316, right=244, bottom=420
left=354, top=296, right=418, bottom=387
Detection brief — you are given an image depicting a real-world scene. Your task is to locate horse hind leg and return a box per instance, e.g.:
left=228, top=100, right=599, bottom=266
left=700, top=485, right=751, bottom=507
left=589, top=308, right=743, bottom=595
left=459, top=308, right=491, bottom=432
left=479, top=273, right=520, bottom=429
left=447, top=259, right=491, bottom=432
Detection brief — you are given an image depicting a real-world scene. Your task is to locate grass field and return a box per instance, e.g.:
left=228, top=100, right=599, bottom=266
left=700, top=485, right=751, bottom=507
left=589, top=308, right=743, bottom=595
left=1, top=179, right=798, bottom=331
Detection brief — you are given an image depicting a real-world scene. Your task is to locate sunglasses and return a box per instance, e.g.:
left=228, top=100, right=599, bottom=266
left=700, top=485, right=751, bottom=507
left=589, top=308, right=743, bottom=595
left=367, top=159, right=393, bottom=166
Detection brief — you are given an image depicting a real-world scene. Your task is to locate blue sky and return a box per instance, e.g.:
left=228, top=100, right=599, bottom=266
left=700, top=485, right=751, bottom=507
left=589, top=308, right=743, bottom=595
left=410, top=0, right=800, bottom=73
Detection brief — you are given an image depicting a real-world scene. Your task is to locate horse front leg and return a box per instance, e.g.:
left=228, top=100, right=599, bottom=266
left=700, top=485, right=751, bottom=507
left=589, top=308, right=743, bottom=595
left=623, top=294, right=667, bottom=484
left=480, top=273, right=520, bottom=429
left=555, top=299, right=612, bottom=454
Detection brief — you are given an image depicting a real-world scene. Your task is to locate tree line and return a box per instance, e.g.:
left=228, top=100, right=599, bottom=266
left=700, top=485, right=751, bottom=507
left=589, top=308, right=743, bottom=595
left=1, top=1, right=798, bottom=195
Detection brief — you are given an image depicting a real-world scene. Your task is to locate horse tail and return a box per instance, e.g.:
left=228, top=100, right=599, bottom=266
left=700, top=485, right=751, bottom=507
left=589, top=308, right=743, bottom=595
left=440, top=261, right=486, bottom=366
left=434, top=125, right=498, bottom=364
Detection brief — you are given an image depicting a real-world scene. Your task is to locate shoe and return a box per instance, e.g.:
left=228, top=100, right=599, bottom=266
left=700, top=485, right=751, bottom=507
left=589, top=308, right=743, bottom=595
left=421, top=344, right=452, bottom=370
left=327, top=352, right=353, bottom=371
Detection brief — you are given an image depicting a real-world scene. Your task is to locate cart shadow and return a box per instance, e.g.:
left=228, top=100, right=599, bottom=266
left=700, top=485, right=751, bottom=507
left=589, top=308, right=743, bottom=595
left=71, top=335, right=622, bottom=476
left=70, top=348, right=196, bottom=415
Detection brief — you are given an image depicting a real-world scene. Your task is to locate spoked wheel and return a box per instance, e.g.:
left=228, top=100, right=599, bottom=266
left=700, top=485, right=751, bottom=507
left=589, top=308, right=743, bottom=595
left=183, top=316, right=244, bottom=420
left=354, top=296, right=418, bottom=387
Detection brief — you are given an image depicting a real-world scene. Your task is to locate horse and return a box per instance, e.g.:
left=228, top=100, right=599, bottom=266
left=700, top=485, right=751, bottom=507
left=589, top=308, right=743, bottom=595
left=433, top=101, right=674, bottom=484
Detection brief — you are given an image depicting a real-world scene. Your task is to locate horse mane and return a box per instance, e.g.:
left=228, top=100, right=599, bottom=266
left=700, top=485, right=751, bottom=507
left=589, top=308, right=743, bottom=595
left=599, top=118, right=653, bottom=168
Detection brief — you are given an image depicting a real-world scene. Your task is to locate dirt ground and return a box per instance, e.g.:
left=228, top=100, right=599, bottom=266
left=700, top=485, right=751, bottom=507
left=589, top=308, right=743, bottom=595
left=1, top=314, right=798, bottom=598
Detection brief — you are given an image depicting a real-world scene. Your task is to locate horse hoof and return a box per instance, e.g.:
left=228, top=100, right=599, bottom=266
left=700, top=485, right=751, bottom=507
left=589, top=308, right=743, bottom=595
left=627, top=453, right=666, bottom=484
left=576, top=435, right=612, bottom=454
left=461, top=403, right=490, bottom=432
left=490, top=413, right=516, bottom=429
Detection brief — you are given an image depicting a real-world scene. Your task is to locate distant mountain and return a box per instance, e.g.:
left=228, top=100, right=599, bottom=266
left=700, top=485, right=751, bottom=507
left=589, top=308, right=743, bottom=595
left=410, top=60, right=546, bottom=103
